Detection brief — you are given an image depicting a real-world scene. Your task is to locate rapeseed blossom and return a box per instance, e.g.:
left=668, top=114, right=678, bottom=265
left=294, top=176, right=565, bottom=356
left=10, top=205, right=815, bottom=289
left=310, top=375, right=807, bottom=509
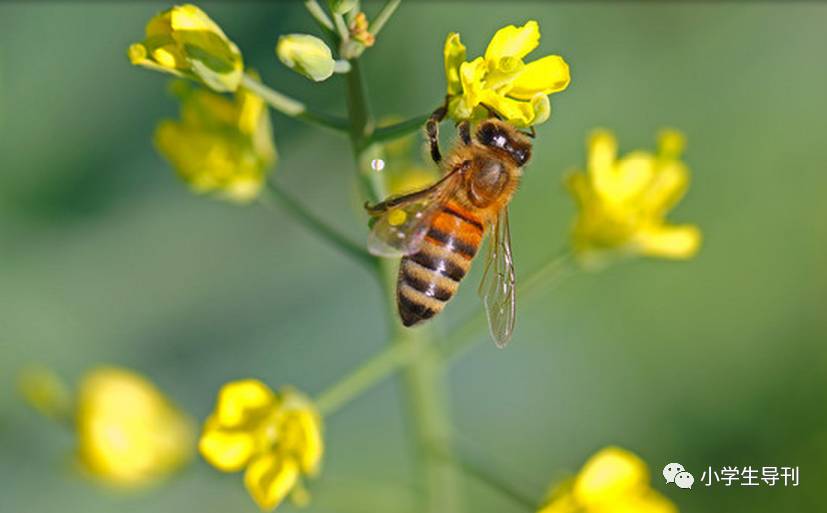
left=199, top=379, right=323, bottom=511
left=75, top=367, right=195, bottom=487
left=129, top=4, right=243, bottom=92
left=444, top=21, right=570, bottom=127
left=539, top=447, right=678, bottom=513
left=567, top=129, right=701, bottom=266
left=154, top=80, right=276, bottom=203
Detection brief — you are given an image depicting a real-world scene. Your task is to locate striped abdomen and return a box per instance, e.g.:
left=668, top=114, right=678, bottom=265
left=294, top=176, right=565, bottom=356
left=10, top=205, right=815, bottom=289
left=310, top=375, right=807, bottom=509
left=397, top=201, right=485, bottom=326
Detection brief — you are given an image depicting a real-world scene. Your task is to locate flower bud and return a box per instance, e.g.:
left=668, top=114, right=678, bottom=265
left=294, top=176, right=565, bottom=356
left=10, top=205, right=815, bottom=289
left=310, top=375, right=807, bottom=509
left=129, top=4, right=243, bottom=92
left=276, top=34, right=336, bottom=82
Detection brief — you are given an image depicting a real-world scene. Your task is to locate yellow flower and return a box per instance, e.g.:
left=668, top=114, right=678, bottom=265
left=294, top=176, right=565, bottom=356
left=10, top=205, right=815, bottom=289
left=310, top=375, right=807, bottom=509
left=129, top=4, right=243, bottom=92
left=18, top=365, right=73, bottom=423
left=444, top=21, right=570, bottom=127
left=567, top=129, right=702, bottom=267
left=276, top=34, right=336, bottom=82
left=155, top=79, right=276, bottom=203
left=539, top=447, right=678, bottom=513
left=199, top=380, right=323, bottom=511
left=75, top=367, right=195, bottom=487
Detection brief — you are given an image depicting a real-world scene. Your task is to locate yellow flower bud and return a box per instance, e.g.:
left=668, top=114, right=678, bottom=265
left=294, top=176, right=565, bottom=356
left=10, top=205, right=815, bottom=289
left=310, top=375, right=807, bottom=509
left=276, top=34, right=336, bottom=82
left=567, top=129, right=702, bottom=267
left=199, top=380, right=323, bottom=511
left=75, top=367, right=195, bottom=487
left=154, top=80, right=276, bottom=203
left=349, top=12, right=375, bottom=48
left=129, top=4, right=243, bottom=92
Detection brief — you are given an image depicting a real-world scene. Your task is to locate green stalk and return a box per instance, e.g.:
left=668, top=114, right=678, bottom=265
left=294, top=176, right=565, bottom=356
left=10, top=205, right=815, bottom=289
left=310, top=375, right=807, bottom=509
left=343, top=57, right=464, bottom=513
left=260, top=181, right=379, bottom=275
left=316, top=334, right=413, bottom=415
left=370, top=113, right=430, bottom=144
left=304, top=0, right=334, bottom=31
left=240, top=74, right=349, bottom=133
left=369, top=0, right=402, bottom=37
left=312, top=251, right=576, bottom=416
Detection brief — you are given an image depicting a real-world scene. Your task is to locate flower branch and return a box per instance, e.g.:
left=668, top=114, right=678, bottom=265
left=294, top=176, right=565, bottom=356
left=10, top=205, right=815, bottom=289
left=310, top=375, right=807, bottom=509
left=369, top=0, right=402, bottom=37
left=370, top=113, right=431, bottom=144
left=260, top=180, right=380, bottom=274
left=240, top=74, right=350, bottom=133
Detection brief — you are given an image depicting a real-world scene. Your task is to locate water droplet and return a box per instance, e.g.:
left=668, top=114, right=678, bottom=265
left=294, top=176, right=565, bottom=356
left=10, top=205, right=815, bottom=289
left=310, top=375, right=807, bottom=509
left=371, top=159, right=386, bottom=172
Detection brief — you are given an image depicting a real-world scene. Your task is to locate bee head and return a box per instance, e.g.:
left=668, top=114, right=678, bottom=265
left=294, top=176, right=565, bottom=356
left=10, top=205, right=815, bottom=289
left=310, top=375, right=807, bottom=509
left=475, top=120, right=532, bottom=166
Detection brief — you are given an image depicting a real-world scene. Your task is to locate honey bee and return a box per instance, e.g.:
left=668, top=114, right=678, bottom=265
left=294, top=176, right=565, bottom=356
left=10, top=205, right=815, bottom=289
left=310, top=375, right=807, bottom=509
left=365, top=106, right=532, bottom=347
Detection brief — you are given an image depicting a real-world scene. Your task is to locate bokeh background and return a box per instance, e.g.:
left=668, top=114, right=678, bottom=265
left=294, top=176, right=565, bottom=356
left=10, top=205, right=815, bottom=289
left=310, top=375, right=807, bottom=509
left=2, top=2, right=826, bottom=512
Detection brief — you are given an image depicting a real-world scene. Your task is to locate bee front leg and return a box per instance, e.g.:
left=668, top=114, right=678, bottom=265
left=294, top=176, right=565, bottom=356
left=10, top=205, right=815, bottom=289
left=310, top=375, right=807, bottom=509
left=457, top=120, right=471, bottom=146
left=426, top=105, right=447, bottom=164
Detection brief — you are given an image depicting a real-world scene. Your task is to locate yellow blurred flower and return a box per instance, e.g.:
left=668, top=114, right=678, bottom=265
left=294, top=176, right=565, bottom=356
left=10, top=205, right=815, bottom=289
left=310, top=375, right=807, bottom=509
left=155, top=79, right=276, bottom=203
left=539, top=447, right=678, bottom=513
left=566, top=129, right=701, bottom=267
left=129, top=4, right=243, bottom=92
left=199, top=380, right=323, bottom=511
left=76, top=367, right=195, bottom=487
left=444, top=21, right=570, bottom=127
left=276, top=34, right=336, bottom=82
left=18, top=365, right=73, bottom=423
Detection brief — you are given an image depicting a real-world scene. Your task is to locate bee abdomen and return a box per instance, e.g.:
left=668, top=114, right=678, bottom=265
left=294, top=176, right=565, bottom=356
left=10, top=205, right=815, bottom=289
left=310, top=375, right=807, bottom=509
left=397, top=206, right=484, bottom=326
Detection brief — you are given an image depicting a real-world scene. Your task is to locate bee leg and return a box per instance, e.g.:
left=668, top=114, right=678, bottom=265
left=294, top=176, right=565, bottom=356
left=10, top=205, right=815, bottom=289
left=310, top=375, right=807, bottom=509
left=520, top=126, right=536, bottom=139
left=480, top=103, right=504, bottom=121
left=426, top=105, right=447, bottom=163
left=457, top=120, right=471, bottom=145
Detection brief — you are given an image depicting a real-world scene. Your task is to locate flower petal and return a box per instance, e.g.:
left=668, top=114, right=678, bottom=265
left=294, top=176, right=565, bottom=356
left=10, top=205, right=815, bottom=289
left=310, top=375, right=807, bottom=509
left=443, top=32, right=466, bottom=96
left=484, top=20, right=540, bottom=62
left=641, top=160, right=689, bottom=216
left=244, top=454, right=299, bottom=511
left=508, top=55, right=571, bottom=100
left=214, top=379, right=278, bottom=429
left=478, top=90, right=534, bottom=127
left=573, top=447, right=649, bottom=507
left=198, top=420, right=257, bottom=472
left=635, top=224, right=701, bottom=259
left=587, top=129, right=618, bottom=180
left=593, top=151, right=655, bottom=204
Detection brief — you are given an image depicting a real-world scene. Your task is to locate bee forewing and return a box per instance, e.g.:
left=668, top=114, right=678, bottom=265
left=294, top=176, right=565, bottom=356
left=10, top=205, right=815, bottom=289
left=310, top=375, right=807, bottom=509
left=366, top=169, right=464, bottom=258
left=367, top=202, right=432, bottom=257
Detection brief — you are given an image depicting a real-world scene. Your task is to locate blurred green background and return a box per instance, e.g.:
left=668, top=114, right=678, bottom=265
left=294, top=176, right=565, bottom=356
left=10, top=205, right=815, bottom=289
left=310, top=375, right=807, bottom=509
left=2, top=2, right=826, bottom=512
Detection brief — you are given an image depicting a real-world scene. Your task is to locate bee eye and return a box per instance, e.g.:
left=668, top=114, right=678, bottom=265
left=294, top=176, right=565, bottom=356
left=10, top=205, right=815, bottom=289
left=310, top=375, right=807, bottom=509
left=477, top=123, right=504, bottom=148
left=513, top=148, right=530, bottom=166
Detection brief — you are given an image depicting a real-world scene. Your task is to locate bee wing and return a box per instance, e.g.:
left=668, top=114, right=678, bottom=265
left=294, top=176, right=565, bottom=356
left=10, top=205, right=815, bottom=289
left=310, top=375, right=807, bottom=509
left=366, top=165, right=464, bottom=257
left=478, top=207, right=516, bottom=348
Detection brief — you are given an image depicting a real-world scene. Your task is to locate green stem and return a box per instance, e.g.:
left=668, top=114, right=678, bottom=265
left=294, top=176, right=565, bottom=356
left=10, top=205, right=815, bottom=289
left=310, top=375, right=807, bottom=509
left=434, top=444, right=537, bottom=511
left=344, top=56, right=463, bottom=512
left=240, top=74, right=349, bottom=133
left=369, top=113, right=430, bottom=144
left=260, top=181, right=379, bottom=275
left=396, top=321, right=464, bottom=513
left=304, top=0, right=334, bottom=31
left=369, top=0, right=401, bottom=36
left=344, top=60, right=384, bottom=204
left=311, top=251, right=575, bottom=418
left=316, top=334, right=412, bottom=415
